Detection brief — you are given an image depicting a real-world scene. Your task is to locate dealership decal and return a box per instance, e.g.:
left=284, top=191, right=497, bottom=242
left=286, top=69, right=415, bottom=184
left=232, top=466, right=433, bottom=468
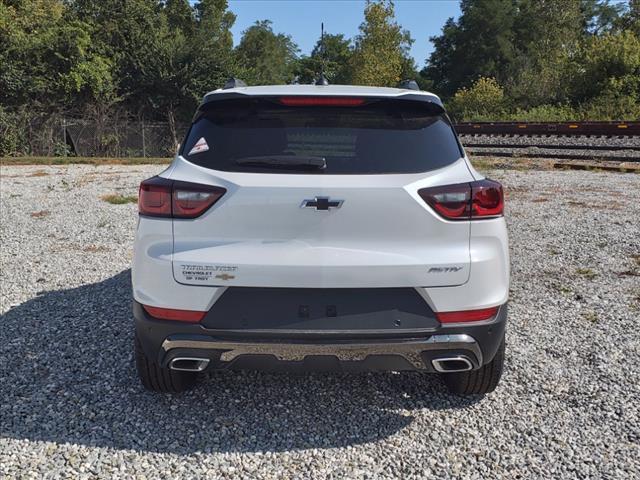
left=188, top=137, right=209, bottom=155
left=179, top=264, right=237, bottom=284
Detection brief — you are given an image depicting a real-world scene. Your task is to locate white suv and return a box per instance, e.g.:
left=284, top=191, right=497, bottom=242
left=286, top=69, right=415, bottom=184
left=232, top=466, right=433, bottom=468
left=132, top=82, right=509, bottom=395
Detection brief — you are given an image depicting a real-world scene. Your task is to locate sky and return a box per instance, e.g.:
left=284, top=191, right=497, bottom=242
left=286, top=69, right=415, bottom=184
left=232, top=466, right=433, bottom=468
left=227, top=0, right=462, bottom=68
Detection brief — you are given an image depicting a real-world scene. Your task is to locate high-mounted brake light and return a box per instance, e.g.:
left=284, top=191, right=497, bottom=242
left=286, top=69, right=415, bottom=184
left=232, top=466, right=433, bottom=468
left=436, top=306, right=499, bottom=324
left=139, top=177, right=226, bottom=218
left=142, top=305, right=206, bottom=323
left=279, top=96, right=366, bottom=107
left=418, top=179, right=503, bottom=220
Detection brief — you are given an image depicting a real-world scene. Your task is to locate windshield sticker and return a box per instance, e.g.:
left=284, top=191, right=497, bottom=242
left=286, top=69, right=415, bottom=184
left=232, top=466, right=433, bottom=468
left=188, top=137, right=209, bottom=155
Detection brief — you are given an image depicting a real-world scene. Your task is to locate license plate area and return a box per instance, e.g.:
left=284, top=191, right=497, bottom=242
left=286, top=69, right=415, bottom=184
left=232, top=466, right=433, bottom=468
left=201, top=287, right=439, bottom=333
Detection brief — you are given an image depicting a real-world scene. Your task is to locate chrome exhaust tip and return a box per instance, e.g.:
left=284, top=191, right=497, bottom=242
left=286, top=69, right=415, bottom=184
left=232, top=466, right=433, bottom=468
left=169, top=357, right=210, bottom=372
left=432, top=356, right=473, bottom=373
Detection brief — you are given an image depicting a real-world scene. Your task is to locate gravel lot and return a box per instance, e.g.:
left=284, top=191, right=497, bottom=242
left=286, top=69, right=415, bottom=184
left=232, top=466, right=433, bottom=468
left=459, top=134, right=640, bottom=149
left=1, top=164, right=639, bottom=479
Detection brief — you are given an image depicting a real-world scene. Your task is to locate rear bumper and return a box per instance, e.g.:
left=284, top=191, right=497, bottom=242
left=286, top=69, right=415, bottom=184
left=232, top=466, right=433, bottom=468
left=134, top=300, right=507, bottom=373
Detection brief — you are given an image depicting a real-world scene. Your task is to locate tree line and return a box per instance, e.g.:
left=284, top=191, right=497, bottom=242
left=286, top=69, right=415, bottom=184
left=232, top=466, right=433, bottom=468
left=1, top=0, right=638, bottom=156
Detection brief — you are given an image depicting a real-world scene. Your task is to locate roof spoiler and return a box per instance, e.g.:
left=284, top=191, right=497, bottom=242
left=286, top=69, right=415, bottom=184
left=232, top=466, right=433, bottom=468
left=200, top=92, right=443, bottom=108
left=195, top=90, right=445, bottom=122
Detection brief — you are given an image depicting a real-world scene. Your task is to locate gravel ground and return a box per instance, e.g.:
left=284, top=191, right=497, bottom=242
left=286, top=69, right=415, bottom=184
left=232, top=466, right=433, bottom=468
left=459, top=134, right=640, bottom=148
left=1, top=164, right=639, bottom=479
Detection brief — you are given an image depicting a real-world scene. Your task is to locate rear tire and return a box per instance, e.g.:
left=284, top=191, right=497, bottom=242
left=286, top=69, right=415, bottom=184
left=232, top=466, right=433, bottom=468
left=443, top=336, right=505, bottom=395
left=135, top=335, right=197, bottom=393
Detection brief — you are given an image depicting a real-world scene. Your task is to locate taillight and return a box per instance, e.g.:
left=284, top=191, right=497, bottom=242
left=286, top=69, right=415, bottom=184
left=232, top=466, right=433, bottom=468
left=278, top=96, right=366, bottom=107
left=419, top=183, right=472, bottom=219
left=418, top=179, right=503, bottom=220
left=471, top=179, right=503, bottom=217
left=172, top=183, right=226, bottom=218
left=139, top=176, right=172, bottom=217
left=436, top=306, right=499, bottom=323
left=138, top=177, right=226, bottom=218
left=142, top=305, right=206, bottom=323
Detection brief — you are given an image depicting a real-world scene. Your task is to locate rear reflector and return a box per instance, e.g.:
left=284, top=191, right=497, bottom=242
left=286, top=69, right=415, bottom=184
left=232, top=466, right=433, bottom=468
left=142, top=305, right=206, bottom=323
left=139, top=177, right=226, bottom=219
left=418, top=179, right=503, bottom=220
left=436, top=307, right=499, bottom=323
left=279, top=96, right=366, bottom=107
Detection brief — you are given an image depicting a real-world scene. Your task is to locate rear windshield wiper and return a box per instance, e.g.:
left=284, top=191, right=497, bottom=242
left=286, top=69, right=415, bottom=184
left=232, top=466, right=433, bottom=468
left=234, top=155, right=326, bottom=170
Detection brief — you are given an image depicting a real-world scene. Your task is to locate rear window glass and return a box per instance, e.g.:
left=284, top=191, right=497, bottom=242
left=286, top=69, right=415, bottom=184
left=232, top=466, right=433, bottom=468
left=181, top=99, right=462, bottom=174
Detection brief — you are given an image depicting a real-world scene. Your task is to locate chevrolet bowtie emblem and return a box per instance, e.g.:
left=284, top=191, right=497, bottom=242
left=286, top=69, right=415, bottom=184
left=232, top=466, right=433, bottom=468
left=301, top=197, right=344, bottom=211
left=215, top=273, right=235, bottom=281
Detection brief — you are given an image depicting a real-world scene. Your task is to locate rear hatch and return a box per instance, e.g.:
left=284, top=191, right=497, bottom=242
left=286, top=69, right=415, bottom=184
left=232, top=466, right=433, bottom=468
left=170, top=96, right=473, bottom=288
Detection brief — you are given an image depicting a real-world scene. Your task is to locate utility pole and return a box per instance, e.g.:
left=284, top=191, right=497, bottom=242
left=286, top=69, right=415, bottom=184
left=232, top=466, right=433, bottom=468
left=61, top=118, right=67, bottom=157
left=141, top=121, right=146, bottom=158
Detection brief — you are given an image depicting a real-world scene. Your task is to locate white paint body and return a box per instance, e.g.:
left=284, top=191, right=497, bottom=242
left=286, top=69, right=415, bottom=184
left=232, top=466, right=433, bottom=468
left=132, top=85, right=509, bottom=314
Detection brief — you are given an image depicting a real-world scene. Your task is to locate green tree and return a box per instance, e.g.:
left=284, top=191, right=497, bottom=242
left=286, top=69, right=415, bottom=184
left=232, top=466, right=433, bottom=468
left=146, top=0, right=236, bottom=145
left=448, top=77, right=506, bottom=120
left=509, top=0, right=584, bottom=107
left=0, top=0, right=118, bottom=154
left=571, top=30, right=640, bottom=119
left=424, top=0, right=517, bottom=97
left=295, top=33, right=354, bottom=84
left=581, top=0, right=625, bottom=35
left=188, top=0, right=237, bottom=100
left=235, top=20, right=299, bottom=85
left=69, top=0, right=176, bottom=117
left=165, top=0, right=194, bottom=35
left=1, top=0, right=116, bottom=110
left=617, top=0, right=640, bottom=35
left=350, top=0, right=411, bottom=86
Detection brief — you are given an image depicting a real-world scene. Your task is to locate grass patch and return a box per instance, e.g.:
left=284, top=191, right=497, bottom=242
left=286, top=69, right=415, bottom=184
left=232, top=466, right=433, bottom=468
left=576, top=268, right=597, bottom=280
left=468, top=158, right=498, bottom=172
left=552, top=283, right=572, bottom=294
left=101, top=194, right=137, bottom=205
left=581, top=311, right=598, bottom=323
left=83, top=245, right=110, bottom=253
left=468, top=156, right=555, bottom=173
left=1, top=156, right=170, bottom=166
left=30, top=210, right=50, bottom=218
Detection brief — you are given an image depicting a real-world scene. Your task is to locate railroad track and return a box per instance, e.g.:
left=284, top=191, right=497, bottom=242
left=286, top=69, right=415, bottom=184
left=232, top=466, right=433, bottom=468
left=453, top=121, right=640, bottom=161
left=461, top=143, right=640, bottom=152
left=454, top=121, right=640, bottom=136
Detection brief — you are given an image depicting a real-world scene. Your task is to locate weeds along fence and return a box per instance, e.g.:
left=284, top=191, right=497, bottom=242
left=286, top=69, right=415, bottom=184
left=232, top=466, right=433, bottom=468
left=1, top=115, right=187, bottom=157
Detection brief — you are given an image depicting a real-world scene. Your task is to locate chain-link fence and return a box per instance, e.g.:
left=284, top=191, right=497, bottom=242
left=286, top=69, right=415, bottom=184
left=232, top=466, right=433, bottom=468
left=1, top=114, right=188, bottom=157
left=62, top=118, right=187, bottom=157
